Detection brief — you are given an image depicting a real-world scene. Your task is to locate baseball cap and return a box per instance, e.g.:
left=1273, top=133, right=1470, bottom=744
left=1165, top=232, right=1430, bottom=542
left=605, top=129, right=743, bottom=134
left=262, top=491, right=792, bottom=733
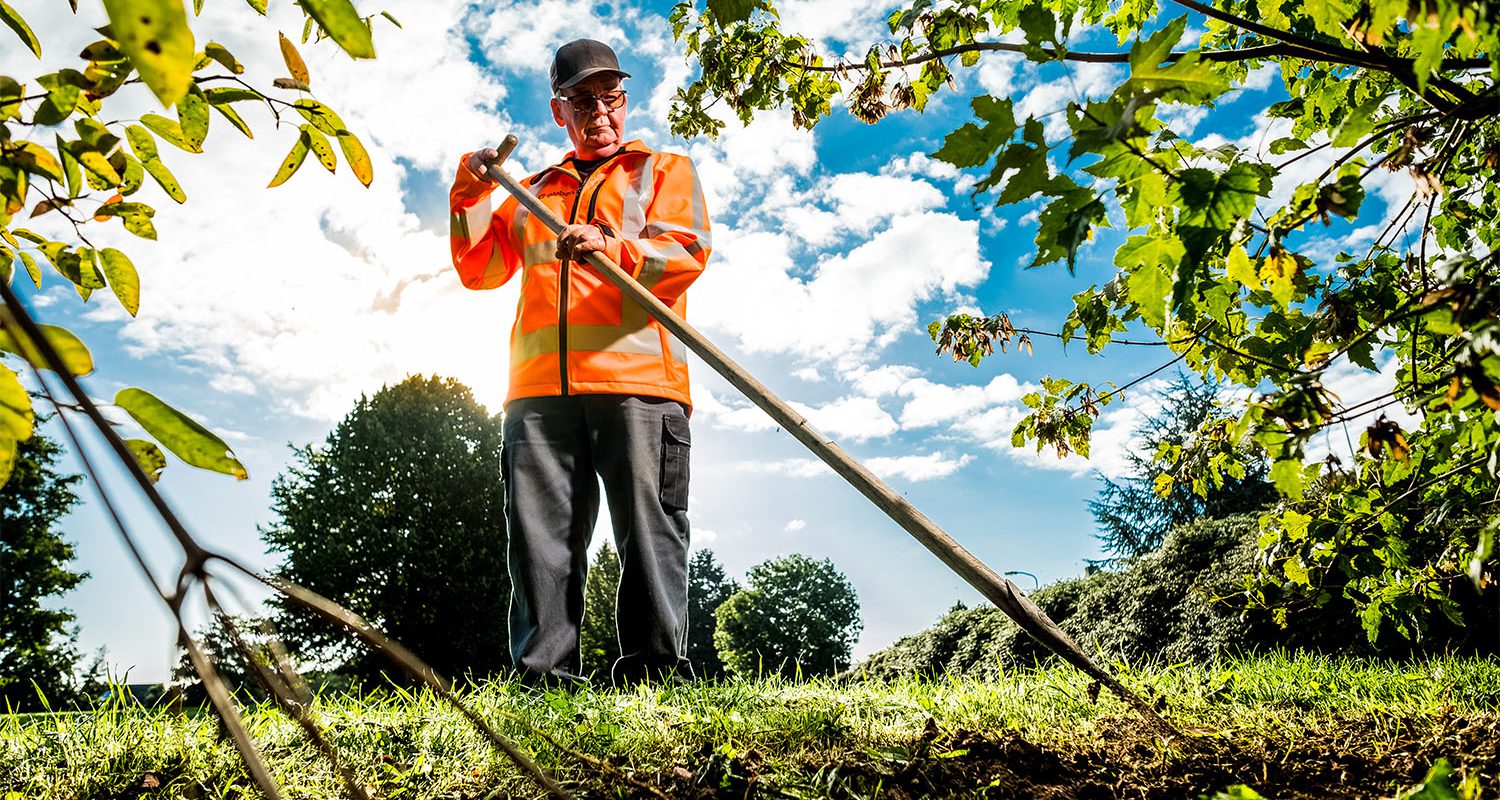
left=550, top=39, right=632, bottom=92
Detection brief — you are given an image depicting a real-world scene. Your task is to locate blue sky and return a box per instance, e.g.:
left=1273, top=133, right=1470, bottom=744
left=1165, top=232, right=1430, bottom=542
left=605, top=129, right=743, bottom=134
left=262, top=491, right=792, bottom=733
left=6, top=0, right=1414, bottom=683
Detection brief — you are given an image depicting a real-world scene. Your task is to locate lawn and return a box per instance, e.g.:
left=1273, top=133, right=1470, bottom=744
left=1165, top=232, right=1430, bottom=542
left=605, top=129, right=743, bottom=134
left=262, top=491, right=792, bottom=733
left=2, top=652, right=1495, bottom=799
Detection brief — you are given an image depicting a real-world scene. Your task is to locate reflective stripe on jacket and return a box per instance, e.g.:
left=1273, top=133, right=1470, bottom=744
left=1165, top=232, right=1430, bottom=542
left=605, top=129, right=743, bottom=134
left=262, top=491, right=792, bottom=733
left=449, top=140, right=711, bottom=408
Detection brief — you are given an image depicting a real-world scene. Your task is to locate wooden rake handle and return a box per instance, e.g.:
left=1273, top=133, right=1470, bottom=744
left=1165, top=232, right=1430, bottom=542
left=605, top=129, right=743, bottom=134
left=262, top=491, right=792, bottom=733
left=482, top=134, right=1177, bottom=735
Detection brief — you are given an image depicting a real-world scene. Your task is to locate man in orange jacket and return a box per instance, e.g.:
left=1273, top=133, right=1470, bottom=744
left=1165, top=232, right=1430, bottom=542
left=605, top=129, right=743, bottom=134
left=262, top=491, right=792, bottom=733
left=449, top=39, right=711, bottom=687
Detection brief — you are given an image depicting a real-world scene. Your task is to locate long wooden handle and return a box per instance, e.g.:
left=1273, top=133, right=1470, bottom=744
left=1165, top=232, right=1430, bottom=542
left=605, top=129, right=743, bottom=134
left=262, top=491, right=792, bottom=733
left=483, top=138, right=1175, bottom=732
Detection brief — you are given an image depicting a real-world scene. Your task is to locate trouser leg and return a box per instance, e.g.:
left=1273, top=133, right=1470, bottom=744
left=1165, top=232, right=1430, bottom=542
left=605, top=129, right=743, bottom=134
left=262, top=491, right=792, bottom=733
left=585, top=395, right=694, bottom=685
left=502, top=397, right=597, bottom=684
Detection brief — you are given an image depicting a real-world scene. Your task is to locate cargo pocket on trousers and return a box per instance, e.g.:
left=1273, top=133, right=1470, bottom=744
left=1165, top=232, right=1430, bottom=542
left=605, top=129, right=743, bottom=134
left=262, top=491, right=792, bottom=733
left=660, top=413, right=691, bottom=513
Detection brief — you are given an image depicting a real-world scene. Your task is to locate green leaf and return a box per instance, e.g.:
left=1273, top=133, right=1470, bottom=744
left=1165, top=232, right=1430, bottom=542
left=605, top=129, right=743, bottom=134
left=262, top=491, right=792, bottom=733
left=56, top=136, right=82, bottom=197
left=99, top=247, right=140, bottom=316
left=1175, top=164, right=1270, bottom=231
left=143, top=158, right=186, bottom=202
left=209, top=102, right=253, bottom=139
left=303, top=124, right=337, bottom=172
left=102, top=0, right=197, bottom=107
left=124, top=438, right=167, bottom=482
left=0, top=76, right=22, bottom=121
left=0, top=362, right=34, bottom=442
left=140, top=113, right=202, bottom=153
left=114, top=388, right=247, bottom=479
left=1398, top=759, right=1459, bottom=800
left=204, top=86, right=261, bottom=103
left=268, top=129, right=311, bottom=187
left=243, top=0, right=266, bottom=13
left=1118, top=236, right=1182, bottom=328
left=1282, top=555, right=1310, bottom=586
left=931, top=95, right=1016, bottom=168
left=75, top=150, right=122, bottom=186
left=1270, top=458, right=1304, bottom=499
left=1120, top=170, right=1167, bottom=228
left=1034, top=190, right=1108, bottom=271
left=0, top=323, right=95, bottom=376
left=0, top=0, right=41, bottom=58
left=706, top=0, right=760, bottom=24
left=18, top=252, right=40, bottom=288
left=338, top=131, right=372, bottom=186
left=1268, top=137, right=1307, bottom=155
left=118, top=152, right=146, bottom=195
left=1304, top=0, right=1359, bottom=39
left=302, top=0, right=376, bottom=59
left=1259, top=249, right=1300, bottom=308
left=1332, top=96, right=1383, bottom=147
left=12, top=141, right=65, bottom=183
left=203, top=41, right=244, bottom=73
left=1127, top=16, right=1230, bottom=104
left=178, top=83, right=210, bottom=149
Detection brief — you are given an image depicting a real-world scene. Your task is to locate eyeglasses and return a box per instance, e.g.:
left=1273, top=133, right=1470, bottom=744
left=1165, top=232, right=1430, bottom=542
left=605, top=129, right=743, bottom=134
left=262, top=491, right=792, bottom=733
left=558, top=89, right=627, bottom=114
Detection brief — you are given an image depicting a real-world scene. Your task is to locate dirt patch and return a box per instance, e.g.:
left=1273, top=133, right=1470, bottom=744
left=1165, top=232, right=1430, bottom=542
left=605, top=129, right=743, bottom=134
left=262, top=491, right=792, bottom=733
left=611, top=714, right=1499, bottom=799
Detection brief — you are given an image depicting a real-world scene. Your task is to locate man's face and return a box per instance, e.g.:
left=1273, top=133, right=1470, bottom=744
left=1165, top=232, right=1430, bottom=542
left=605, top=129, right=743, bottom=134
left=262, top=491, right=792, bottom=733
left=551, top=74, right=627, bottom=159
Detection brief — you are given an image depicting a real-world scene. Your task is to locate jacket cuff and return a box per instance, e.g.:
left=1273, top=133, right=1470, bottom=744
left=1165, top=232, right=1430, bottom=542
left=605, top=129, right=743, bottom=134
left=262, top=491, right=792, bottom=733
left=451, top=153, right=498, bottom=205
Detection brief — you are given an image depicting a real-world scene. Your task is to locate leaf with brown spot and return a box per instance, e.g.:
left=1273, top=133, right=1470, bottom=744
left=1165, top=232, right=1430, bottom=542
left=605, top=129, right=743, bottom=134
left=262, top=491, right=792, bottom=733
left=278, top=32, right=310, bottom=85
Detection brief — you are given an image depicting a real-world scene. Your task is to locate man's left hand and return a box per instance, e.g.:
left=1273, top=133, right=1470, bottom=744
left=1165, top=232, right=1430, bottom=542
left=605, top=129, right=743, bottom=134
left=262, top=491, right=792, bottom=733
left=557, top=224, right=608, bottom=261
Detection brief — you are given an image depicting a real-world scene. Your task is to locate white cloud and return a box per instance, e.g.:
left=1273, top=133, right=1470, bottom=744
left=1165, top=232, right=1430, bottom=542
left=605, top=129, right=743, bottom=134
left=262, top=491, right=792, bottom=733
left=864, top=452, right=974, bottom=481
left=785, top=519, right=807, bottom=532
left=793, top=395, right=898, bottom=441
left=694, top=212, right=988, bottom=365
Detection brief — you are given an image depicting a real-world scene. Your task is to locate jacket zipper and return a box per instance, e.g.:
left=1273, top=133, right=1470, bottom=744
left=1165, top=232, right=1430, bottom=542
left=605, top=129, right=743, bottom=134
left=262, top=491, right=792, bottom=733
left=557, top=153, right=622, bottom=397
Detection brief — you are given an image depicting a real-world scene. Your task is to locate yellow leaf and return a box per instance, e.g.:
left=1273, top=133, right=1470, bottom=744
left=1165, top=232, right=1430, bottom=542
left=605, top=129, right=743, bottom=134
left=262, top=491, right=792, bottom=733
left=278, top=32, right=310, bottom=85
left=268, top=129, right=311, bottom=187
left=102, top=0, right=197, bottom=107
left=99, top=247, right=141, bottom=316
left=0, top=322, right=95, bottom=376
left=304, top=124, right=337, bottom=172
left=1225, top=246, right=1259, bottom=290
left=115, top=387, right=248, bottom=479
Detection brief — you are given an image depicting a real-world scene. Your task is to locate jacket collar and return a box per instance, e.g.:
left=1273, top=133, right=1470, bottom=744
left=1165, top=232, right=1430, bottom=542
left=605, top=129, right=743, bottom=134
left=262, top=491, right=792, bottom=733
left=536, top=139, right=652, bottom=183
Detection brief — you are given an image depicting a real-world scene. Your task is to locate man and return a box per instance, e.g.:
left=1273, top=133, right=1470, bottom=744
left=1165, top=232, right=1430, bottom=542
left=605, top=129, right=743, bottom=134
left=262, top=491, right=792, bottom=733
left=448, top=39, right=711, bottom=687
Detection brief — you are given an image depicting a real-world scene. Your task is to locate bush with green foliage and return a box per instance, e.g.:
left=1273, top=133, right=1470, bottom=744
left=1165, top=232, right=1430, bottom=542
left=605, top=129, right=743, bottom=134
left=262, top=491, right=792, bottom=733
left=261, top=375, right=509, bottom=683
left=860, top=513, right=1494, bottom=680
left=716, top=554, right=861, bottom=678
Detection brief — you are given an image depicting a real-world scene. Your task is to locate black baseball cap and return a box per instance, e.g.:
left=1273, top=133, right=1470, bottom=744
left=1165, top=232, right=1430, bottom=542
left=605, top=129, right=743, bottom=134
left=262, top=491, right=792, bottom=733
left=550, top=39, right=631, bottom=92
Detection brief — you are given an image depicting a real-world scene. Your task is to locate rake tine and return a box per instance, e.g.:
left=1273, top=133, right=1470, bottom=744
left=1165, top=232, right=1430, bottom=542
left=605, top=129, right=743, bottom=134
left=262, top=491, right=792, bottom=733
left=204, top=580, right=372, bottom=800
left=215, top=555, right=575, bottom=800
left=177, top=611, right=287, bottom=800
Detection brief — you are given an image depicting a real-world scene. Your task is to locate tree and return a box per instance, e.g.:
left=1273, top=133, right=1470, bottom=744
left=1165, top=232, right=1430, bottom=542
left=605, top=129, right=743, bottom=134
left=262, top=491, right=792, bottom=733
left=714, top=554, right=861, bottom=678
left=1090, top=374, right=1275, bottom=561
left=670, top=0, right=1499, bottom=643
left=686, top=548, right=737, bottom=678
left=261, top=375, right=509, bottom=682
left=0, top=429, right=87, bottom=709
left=1, top=0, right=382, bottom=490
left=579, top=544, right=621, bottom=679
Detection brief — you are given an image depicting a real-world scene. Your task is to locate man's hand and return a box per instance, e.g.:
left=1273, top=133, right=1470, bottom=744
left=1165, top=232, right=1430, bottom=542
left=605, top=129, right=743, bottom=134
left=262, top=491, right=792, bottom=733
left=465, top=148, right=502, bottom=183
left=556, top=224, right=608, bottom=261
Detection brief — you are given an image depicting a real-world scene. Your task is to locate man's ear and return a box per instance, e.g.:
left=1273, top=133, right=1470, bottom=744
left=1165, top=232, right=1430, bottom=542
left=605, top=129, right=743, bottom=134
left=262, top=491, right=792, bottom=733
left=550, top=98, right=566, bottom=127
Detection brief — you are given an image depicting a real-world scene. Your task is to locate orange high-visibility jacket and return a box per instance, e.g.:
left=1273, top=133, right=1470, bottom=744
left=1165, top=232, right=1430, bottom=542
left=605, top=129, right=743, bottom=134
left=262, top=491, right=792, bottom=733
left=449, top=140, right=711, bottom=408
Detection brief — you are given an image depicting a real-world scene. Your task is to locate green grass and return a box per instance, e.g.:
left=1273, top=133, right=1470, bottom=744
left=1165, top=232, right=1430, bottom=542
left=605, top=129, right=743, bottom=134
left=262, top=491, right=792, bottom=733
left=2, top=652, right=1496, bottom=799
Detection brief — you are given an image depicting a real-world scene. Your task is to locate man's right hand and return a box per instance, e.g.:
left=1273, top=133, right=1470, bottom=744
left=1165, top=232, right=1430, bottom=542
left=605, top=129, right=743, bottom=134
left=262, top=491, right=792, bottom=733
left=466, top=148, right=502, bottom=182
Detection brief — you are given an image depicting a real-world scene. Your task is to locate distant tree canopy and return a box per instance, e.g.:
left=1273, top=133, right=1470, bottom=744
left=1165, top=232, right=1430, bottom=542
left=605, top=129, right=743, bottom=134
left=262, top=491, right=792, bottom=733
left=686, top=548, right=738, bottom=679
left=671, top=0, right=1499, bottom=645
left=580, top=544, right=622, bottom=679
left=1091, top=374, right=1275, bottom=561
left=0, top=430, right=87, bottom=709
left=261, top=375, right=508, bottom=682
left=715, top=554, right=861, bottom=678
left=581, top=545, right=740, bottom=680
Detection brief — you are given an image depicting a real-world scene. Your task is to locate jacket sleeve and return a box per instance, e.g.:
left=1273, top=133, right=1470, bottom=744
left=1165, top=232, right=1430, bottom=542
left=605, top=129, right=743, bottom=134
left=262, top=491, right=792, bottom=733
left=449, top=153, right=522, bottom=290
left=608, top=154, right=711, bottom=304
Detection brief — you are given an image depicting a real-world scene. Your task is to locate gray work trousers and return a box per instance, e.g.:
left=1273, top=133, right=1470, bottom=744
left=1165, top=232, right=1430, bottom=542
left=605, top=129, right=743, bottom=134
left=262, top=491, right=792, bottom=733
left=502, top=394, right=693, bottom=686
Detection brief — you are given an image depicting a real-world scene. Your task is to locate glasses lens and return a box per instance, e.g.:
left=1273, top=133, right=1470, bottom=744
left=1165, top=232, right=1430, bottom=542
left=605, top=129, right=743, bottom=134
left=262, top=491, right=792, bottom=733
left=566, top=90, right=625, bottom=113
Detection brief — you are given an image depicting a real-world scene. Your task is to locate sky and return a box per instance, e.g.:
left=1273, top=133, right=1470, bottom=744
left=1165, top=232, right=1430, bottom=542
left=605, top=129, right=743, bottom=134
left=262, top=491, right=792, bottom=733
left=4, top=0, right=1417, bottom=683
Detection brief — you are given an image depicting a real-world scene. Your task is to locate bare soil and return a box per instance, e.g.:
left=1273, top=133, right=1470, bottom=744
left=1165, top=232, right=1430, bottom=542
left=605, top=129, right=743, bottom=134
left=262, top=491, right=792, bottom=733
left=628, top=713, right=1499, bottom=800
